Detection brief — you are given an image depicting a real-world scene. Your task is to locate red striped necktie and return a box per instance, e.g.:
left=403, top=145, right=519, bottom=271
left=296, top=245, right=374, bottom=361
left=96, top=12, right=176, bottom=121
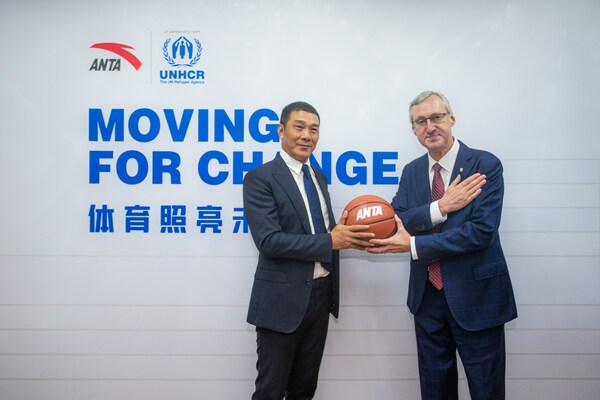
left=428, top=163, right=444, bottom=290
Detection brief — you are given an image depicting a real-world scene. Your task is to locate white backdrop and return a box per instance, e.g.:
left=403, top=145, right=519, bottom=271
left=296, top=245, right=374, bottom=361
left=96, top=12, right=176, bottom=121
left=1, top=0, right=599, bottom=399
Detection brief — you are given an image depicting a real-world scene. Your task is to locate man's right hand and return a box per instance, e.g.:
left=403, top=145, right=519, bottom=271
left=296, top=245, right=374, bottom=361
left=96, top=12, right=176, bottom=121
left=438, top=173, right=486, bottom=215
left=331, top=211, right=374, bottom=250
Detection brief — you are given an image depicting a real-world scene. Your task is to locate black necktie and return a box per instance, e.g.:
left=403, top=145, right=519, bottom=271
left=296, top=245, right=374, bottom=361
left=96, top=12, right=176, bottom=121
left=302, top=164, right=327, bottom=234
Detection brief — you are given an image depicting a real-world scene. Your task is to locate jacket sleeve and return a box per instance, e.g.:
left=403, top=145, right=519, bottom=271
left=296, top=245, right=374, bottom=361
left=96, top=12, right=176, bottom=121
left=242, top=167, right=333, bottom=263
left=414, top=154, right=505, bottom=265
left=390, top=164, right=436, bottom=235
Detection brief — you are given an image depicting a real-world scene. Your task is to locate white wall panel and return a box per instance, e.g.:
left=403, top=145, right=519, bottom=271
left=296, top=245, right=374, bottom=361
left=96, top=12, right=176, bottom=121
left=2, top=303, right=598, bottom=332
left=508, top=256, right=600, bottom=304
left=501, top=207, right=599, bottom=232
left=0, top=256, right=255, bottom=305
left=1, top=0, right=599, bottom=399
left=503, top=159, right=599, bottom=184
left=508, top=355, right=600, bottom=379
left=0, top=331, right=256, bottom=355
left=502, top=232, right=599, bottom=256
left=506, top=380, right=600, bottom=400
left=0, top=305, right=250, bottom=330
left=0, top=381, right=255, bottom=400
left=503, top=183, right=599, bottom=208
left=0, top=355, right=257, bottom=380
left=512, top=305, right=600, bottom=329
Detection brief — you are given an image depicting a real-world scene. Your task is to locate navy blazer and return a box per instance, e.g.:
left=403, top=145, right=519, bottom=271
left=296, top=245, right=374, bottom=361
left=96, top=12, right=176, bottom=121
left=243, top=153, right=339, bottom=333
left=391, top=141, right=517, bottom=331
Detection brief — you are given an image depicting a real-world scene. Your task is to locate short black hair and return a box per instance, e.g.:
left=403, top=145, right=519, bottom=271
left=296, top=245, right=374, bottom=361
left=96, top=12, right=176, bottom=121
left=280, top=101, right=320, bottom=126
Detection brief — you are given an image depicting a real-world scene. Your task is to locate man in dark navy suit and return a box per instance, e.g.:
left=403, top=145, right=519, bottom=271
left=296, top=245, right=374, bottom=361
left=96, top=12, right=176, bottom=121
left=243, top=101, right=374, bottom=400
left=369, top=91, right=517, bottom=399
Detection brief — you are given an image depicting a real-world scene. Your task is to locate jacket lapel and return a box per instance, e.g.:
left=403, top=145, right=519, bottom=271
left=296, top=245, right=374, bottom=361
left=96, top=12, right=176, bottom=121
left=313, top=167, right=335, bottom=232
left=272, top=154, right=313, bottom=234
left=451, top=140, right=475, bottom=181
left=415, top=155, right=431, bottom=204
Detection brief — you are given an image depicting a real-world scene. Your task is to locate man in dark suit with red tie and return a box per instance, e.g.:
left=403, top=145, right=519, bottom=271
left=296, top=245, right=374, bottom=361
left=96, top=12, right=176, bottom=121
left=243, top=101, right=374, bottom=400
left=369, top=91, right=517, bottom=399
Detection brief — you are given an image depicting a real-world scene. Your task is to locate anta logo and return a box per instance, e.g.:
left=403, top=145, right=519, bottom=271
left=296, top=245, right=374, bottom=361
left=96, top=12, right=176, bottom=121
left=89, top=43, right=142, bottom=71
left=356, top=206, right=383, bottom=221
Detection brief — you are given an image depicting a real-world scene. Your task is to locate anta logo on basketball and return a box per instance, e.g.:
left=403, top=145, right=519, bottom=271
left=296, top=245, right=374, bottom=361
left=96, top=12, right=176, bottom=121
left=355, top=206, right=383, bottom=221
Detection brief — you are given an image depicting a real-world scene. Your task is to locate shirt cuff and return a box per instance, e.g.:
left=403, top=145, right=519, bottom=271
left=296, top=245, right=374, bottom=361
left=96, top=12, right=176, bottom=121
left=430, top=200, right=447, bottom=225
left=410, top=236, right=418, bottom=260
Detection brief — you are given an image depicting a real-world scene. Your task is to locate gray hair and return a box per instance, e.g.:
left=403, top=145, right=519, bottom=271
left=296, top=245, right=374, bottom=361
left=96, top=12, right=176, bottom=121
left=409, top=91, right=453, bottom=123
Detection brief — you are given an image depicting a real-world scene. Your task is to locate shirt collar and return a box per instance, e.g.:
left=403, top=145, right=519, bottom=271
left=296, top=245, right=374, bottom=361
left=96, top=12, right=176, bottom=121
left=428, top=137, right=460, bottom=173
left=279, top=150, right=305, bottom=176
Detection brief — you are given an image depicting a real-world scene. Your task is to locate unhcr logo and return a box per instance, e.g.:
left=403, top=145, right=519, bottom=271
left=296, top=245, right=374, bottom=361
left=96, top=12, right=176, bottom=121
left=159, top=35, right=205, bottom=85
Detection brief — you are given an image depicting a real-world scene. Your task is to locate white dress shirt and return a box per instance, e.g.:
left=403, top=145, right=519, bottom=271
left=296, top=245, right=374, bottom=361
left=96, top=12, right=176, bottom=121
left=410, top=139, right=460, bottom=260
left=279, top=150, right=330, bottom=278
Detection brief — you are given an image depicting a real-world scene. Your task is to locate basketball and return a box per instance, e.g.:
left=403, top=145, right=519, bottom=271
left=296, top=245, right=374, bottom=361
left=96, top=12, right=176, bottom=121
left=343, top=195, right=397, bottom=239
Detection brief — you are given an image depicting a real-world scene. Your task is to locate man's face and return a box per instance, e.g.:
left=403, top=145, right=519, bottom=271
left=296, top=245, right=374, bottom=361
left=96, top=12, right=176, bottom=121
left=279, top=110, right=320, bottom=163
left=410, top=95, right=455, bottom=160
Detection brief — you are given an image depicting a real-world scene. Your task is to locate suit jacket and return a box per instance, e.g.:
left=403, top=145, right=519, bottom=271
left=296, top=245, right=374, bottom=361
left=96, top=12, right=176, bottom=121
left=391, top=141, right=517, bottom=331
left=243, top=153, right=339, bottom=333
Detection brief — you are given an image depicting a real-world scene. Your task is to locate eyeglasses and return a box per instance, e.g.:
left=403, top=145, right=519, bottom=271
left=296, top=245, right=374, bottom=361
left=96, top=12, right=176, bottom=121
left=412, top=113, right=447, bottom=127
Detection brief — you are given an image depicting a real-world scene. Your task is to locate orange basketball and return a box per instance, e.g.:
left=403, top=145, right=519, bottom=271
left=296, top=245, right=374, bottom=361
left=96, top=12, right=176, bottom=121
left=344, top=195, right=397, bottom=239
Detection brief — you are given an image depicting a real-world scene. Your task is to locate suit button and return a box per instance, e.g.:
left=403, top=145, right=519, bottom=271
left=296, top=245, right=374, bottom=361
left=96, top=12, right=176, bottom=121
left=306, top=279, right=312, bottom=286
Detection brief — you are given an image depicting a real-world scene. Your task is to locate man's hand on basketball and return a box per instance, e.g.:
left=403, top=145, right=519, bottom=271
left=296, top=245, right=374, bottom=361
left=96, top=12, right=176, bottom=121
left=367, top=215, right=411, bottom=254
left=331, top=211, right=374, bottom=250
left=438, top=173, right=486, bottom=215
